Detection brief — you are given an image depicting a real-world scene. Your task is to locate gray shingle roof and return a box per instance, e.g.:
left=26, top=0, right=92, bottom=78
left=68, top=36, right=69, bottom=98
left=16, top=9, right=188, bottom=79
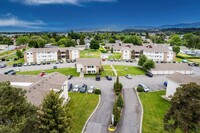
left=25, top=47, right=77, bottom=53
left=76, top=58, right=101, bottom=66
left=152, top=63, right=193, bottom=71
left=167, top=72, right=200, bottom=85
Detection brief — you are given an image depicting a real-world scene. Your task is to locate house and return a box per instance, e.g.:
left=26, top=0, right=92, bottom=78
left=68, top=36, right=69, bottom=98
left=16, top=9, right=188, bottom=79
left=166, top=72, right=200, bottom=98
left=179, top=46, right=189, bottom=54
left=24, top=47, right=80, bottom=63
left=0, top=72, right=69, bottom=106
left=0, top=45, right=9, bottom=50
left=76, top=58, right=102, bottom=74
left=150, top=63, right=193, bottom=75
left=122, top=44, right=176, bottom=62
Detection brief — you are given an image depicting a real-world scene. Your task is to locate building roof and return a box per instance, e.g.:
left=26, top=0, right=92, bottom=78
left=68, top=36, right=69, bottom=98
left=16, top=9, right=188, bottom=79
left=76, top=58, right=101, bottom=66
left=0, top=72, right=68, bottom=106
left=25, top=47, right=77, bottom=53
left=167, top=72, right=200, bottom=85
left=152, top=63, right=193, bottom=71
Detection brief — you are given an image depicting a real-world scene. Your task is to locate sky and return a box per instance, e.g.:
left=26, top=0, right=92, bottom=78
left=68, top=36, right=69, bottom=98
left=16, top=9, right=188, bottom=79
left=0, top=0, right=200, bottom=31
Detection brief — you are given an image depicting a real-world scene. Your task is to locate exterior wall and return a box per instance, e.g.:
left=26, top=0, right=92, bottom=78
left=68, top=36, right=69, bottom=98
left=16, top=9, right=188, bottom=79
left=122, top=50, right=131, bottom=60
left=36, top=52, right=57, bottom=62
left=76, top=64, right=84, bottom=73
left=24, top=53, right=27, bottom=62
left=166, top=51, right=175, bottom=62
left=143, top=51, right=164, bottom=62
left=76, top=64, right=100, bottom=74
left=166, top=79, right=180, bottom=97
left=0, top=45, right=8, bottom=50
left=151, top=70, right=193, bottom=75
left=26, top=52, right=34, bottom=63
left=71, top=50, right=79, bottom=60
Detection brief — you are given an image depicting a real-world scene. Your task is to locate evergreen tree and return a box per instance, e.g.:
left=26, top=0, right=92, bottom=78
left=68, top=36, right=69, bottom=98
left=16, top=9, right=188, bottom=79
left=138, top=55, right=147, bottom=66
left=79, top=35, right=85, bottom=45
left=37, top=91, right=71, bottom=133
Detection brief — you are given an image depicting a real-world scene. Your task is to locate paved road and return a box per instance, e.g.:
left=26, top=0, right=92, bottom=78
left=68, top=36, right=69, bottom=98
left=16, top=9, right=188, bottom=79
left=68, top=77, right=115, bottom=133
left=115, top=88, right=141, bottom=133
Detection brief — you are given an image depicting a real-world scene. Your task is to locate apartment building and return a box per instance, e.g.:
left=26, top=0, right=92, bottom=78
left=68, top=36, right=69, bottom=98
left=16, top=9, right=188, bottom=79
left=24, top=47, right=80, bottom=63
left=0, top=45, right=8, bottom=50
left=76, top=58, right=102, bottom=74
left=122, top=44, right=176, bottom=62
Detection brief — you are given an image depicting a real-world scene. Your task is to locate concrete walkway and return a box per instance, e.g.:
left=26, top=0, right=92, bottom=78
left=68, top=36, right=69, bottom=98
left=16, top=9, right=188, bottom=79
left=115, top=88, right=141, bottom=133
left=110, top=65, right=117, bottom=77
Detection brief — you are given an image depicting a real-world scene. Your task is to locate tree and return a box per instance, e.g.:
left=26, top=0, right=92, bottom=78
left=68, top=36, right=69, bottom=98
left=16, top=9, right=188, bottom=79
left=37, top=91, right=71, bottom=133
left=138, top=55, right=147, bottom=66
left=111, top=47, right=114, bottom=53
left=169, top=34, right=183, bottom=46
left=57, top=38, right=76, bottom=47
left=108, top=38, right=116, bottom=43
left=183, top=33, right=196, bottom=48
left=114, top=76, right=123, bottom=94
left=123, top=35, right=142, bottom=45
left=172, top=46, right=180, bottom=54
left=145, top=32, right=150, bottom=39
left=28, top=36, right=47, bottom=48
left=16, top=50, right=23, bottom=58
left=79, top=35, right=85, bottom=45
left=16, top=36, right=29, bottom=46
left=90, top=39, right=100, bottom=50
left=0, top=82, right=37, bottom=133
left=142, top=59, right=155, bottom=71
left=164, top=83, right=200, bottom=133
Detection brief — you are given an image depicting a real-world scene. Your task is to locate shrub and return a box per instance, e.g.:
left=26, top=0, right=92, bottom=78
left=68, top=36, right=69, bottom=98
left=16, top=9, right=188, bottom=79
left=94, top=89, right=101, bottom=95
left=112, top=101, right=121, bottom=126
left=114, top=82, right=123, bottom=93
left=116, top=95, right=124, bottom=108
left=137, top=86, right=144, bottom=92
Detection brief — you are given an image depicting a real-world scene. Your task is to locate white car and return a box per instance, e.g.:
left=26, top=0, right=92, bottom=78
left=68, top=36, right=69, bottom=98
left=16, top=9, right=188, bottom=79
left=73, top=85, right=79, bottom=92
left=23, top=62, right=28, bottom=66
left=15, top=68, right=21, bottom=72
left=125, top=74, right=132, bottom=79
left=138, top=84, right=150, bottom=92
left=37, top=61, right=41, bottom=65
left=88, top=86, right=95, bottom=94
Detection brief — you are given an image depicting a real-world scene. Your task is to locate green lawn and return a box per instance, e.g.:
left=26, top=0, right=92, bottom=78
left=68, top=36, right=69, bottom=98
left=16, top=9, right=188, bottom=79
left=7, top=58, right=24, bottom=66
left=0, top=50, right=15, bottom=57
left=80, top=49, right=101, bottom=58
left=189, top=59, right=200, bottom=64
left=17, top=67, right=79, bottom=76
left=177, top=53, right=194, bottom=58
left=139, top=90, right=182, bottom=133
left=108, top=53, right=122, bottom=59
left=176, top=57, right=182, bottom=62
left=101, top=65, right=115, bottom=76
left=67, top=93, right=99, bottom=133
left=113, top=65, right=145, bottom=76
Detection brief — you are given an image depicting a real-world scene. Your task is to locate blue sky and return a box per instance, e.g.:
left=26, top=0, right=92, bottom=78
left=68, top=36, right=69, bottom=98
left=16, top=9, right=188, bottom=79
left=0, top=0, right=200, bottom=31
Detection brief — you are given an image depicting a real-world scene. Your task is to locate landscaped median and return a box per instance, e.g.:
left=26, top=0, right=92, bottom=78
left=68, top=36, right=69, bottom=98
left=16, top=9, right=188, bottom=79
left=108, top=76, right=124, bottom=132
left=139, top=90, right=182, bottom=133
left=17, top=68, right=79, bottom=76
left=113, top=65, right=145, bottom=76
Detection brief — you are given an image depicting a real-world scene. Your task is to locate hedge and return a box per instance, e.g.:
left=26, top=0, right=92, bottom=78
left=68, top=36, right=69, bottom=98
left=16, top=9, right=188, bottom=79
left=94, top=89, right=101, bottom=95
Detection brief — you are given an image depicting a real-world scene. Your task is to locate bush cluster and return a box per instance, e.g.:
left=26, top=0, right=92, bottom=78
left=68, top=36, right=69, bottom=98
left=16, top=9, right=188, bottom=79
left=94, top=89, right=101, bottom=95
left=113, top=95, right=124, bottom=126
left=137, top=86, right=144, bottom=92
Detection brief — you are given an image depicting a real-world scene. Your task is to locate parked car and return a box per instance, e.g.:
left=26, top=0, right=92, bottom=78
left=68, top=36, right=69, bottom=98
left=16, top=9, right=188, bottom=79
left=42, top=62, right=46, bottom=65
left=80, top=84, right=87, bottom=93
left=164, top=82, right=168, bottom=87
left=105, top=75, right=112, bottom=81
left=13, top=63, right=17, bottom=67
left=138, top=84, right=150, bottom=92
left=73, top=85, right=80, bottom=92
left=68, top=75, right=73, bottom=80
left=23, top=62, right=28, bottom=66
left=0, top=63, right=6, bottom=68
left=114, top=58, right=117, bottom=61
left=146, top=72, right=153, bottom=77
left=182, top=59, right=188, bottom=63
left=28, top=62, right=31, bottom=66
left=102, top=58, right=106, bottom=61
left=66, top=60, right=71, bottom=63
left=37, top=61, right=41, bottom=65
left=46, top=62, right=51, bottom=65
left=68, top=83, right=73, bottom=91
left=31, top=62, right=36, bottom=66
left=15, top=68, right=21, bottom=72
left=118, top=59, right=121, bottom=62
left=125, top=74, right=132, bottom=79
left=59, top=60, right=63, bottom=64
left=17, top=63, right=23, bottom=67
left=4, top=70, right=15, bottom=75
left=56, top=61, right=59, bottom=64
left=194, top=62, right=199, bottom=67
left=88, top=86, right=95, bottom=94
left=125, top=59, right=129, bottom=62
left=39, top=71, right=45, bottom=77
left=110, top=58, right=113, bottom=62
left=96, top=74, right=101, bottom=81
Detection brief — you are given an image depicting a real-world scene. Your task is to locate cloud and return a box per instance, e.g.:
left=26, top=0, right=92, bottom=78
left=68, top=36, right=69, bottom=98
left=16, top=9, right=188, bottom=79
left=11, top=0, right=116, bottom=5
left=0, top=14, right=45, bottom=29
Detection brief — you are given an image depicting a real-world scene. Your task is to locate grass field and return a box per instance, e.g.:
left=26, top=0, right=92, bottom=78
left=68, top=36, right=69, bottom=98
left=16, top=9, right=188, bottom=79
left=176, top=57, right=182, bottom=62
left=101, top=65, right=115, bottom=76
left=108, top=53, right=122, bottom=59
left=7, top=58, right=24, bottom=66
left=0, top=50, right=15, bottom=57
left=113, top=65, right=145, bottom=76
left=139, top=90, right=182, bottom=133
left=80, top=49, right=101, bottom=58
left=189, top=59, right=200, bottom=64
left=67, top=93, right=99, bottom=133
left=17, top=67, right=79, bottom=76
left=177, top=53, right=194, bottom=58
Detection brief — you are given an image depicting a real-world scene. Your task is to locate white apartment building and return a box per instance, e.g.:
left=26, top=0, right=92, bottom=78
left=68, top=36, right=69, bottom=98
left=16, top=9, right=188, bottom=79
left=0, top=45, right=8, bottom=50
left=24, top=47, right=80, bottom=63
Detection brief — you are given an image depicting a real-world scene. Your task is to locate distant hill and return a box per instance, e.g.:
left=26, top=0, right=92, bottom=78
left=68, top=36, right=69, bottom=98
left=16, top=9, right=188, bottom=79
left=159, top=22, right=200, bottom=28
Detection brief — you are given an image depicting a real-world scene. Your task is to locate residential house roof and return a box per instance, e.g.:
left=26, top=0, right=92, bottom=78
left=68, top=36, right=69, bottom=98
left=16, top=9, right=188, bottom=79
left=76, top=58, right=101, bottom=66
left=25, top=47, right=78, bottom=53
left=152, top=63, right=193, bottom=71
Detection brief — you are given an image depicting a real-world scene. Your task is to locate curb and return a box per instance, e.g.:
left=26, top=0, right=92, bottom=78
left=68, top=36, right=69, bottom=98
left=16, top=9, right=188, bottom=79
left=81, top=94, right=101, bottom=133
left=134, top=88, right=143, bottom=133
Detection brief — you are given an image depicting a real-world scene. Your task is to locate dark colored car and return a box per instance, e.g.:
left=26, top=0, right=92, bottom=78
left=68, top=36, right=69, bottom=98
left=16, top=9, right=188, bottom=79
left=164, top=82, right=168, bottom=87
left=0, top=64, right=6, bottom=68
left=66, top=60, right=71, bottom=63
left=80, top=84, right=87, bottom=93
left=59, top=60, right=63, bottom=64
left=194, top=63, right=199, bottom=67
left=42, top=62, right=46, bottom=65
left=13, top=63, right=17, bottom=67
left=68, top=75, right=73, bottom=80
left=4, top=70, right=16, bottom=75
left=31, top=62, right=36, bottom=66
left=46, top=62, right=51, bottom=65
left=146, top=72, right=153, bottom=77
left=17, top=63, right=23, bottom=67
left=68, top=83, right=73, bottom=91
left=96, top=74, right=101, bottom=81
left=105, top=75, right=112, bottom=81
left=53, top=65, right=57, bottom=69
